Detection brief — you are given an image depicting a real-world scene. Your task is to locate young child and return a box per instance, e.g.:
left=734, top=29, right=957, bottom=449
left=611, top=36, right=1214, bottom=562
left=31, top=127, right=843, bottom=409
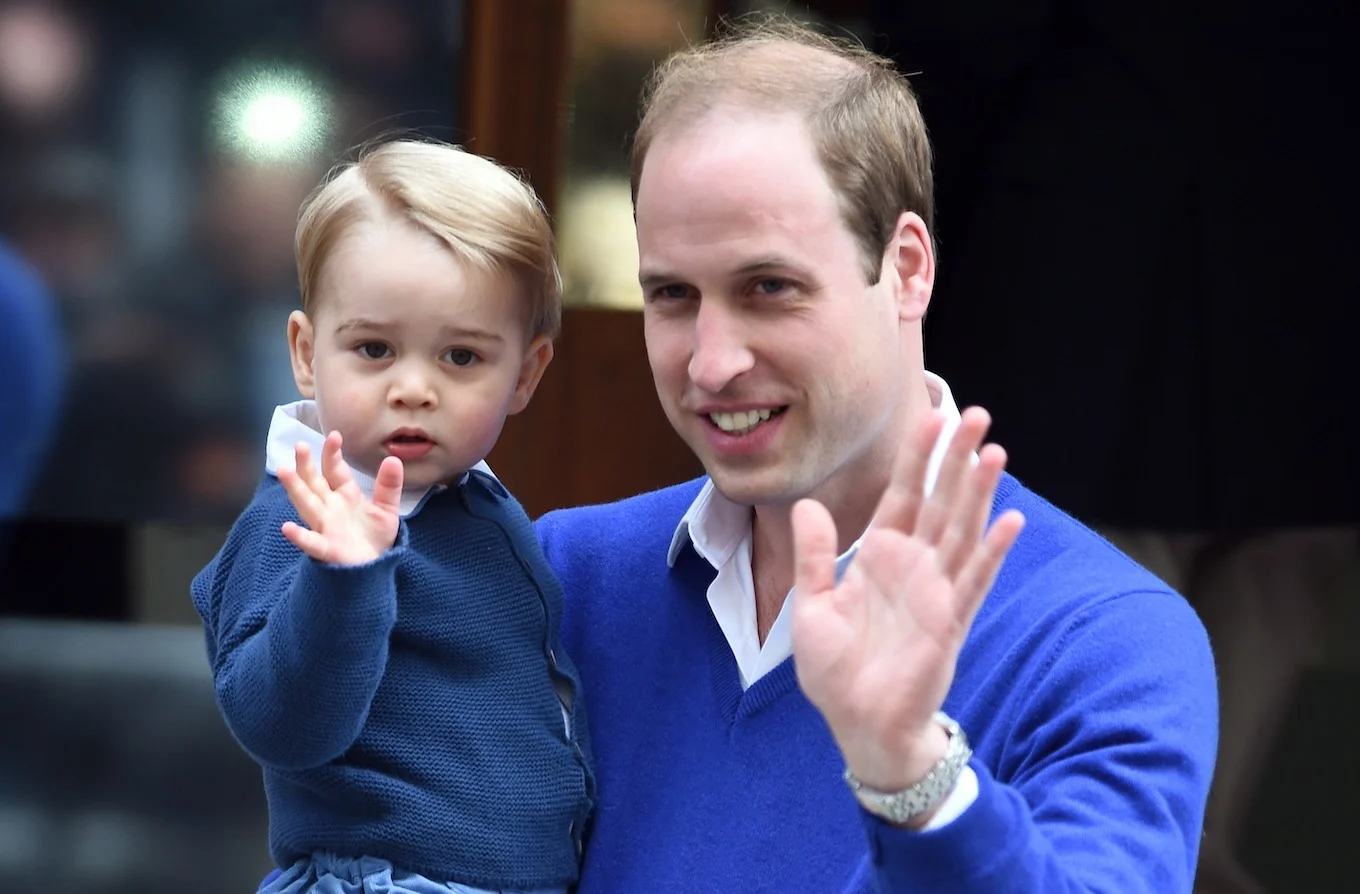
left=191, top=139, right=593, bottom=894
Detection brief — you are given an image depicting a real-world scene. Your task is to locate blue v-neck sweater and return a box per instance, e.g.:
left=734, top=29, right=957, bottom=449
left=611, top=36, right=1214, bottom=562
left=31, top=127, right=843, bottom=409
left=535, top=473, right=1217, bottom=894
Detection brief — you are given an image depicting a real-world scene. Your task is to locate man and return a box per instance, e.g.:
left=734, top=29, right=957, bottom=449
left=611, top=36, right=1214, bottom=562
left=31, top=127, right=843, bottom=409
left=534, top=18, right=1215, bottom=893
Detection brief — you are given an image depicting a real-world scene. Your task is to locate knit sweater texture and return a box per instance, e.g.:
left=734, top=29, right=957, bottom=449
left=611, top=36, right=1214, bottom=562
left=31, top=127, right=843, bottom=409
left=536, top=473, right=1216, bottom=893
left=193, top=472, right=594, bottom=888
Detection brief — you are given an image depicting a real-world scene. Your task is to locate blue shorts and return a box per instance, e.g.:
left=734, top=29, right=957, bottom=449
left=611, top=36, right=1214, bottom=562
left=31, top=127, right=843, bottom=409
left=261, top=853, right=569, bottom=894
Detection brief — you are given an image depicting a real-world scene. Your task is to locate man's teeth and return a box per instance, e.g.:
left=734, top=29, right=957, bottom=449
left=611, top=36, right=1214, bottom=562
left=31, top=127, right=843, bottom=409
left=710, top=408, right=778, bottom=434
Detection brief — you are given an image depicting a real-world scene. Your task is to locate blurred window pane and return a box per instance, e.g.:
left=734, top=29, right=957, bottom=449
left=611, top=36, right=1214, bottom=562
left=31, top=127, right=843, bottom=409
left=0, top=0, right=466, bottom=522
left=556, top=0, right=708, bottom=310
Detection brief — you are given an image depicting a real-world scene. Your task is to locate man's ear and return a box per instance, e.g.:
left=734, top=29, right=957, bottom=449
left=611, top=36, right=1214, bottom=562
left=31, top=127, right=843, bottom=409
left=508, top=334, right=555, bottom=415
left=287, top=310, right=317, bottom=397
left=882, top=211, right=935, bottom=323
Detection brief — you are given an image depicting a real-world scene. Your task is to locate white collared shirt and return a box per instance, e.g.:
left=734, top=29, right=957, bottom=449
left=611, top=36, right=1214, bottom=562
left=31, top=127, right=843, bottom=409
left=665, top=371, right=978, bottom=829
left=666, top=371, right=964, bottom=689
left=263, top=400, right=496, bottom=518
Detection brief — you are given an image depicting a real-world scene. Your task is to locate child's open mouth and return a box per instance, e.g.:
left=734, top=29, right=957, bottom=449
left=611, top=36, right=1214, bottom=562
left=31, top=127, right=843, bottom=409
left=384, top=431, right=434, bottom=460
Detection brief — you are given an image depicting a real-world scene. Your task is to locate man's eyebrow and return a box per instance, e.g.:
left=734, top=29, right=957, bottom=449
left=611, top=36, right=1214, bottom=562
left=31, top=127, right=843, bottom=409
left=732, top=258, right=808, bottom=277
left=638, top=269, right=680, bottom=290
left=639, top=258, right=808, bottom=289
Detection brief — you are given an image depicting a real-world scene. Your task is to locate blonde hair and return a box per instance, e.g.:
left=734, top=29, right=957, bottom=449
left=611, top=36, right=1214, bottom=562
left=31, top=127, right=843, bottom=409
left=631, top=15, right=934, bottom=284
left=296, top=139, right=562, bottom=339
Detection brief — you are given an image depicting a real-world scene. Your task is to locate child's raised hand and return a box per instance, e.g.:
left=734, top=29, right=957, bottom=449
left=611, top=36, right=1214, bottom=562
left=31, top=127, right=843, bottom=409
left=277, top=432, right=404, bottom=566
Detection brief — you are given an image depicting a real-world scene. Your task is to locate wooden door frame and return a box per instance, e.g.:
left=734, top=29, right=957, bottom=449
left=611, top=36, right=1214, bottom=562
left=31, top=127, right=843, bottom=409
left=460, top=0, right=709, bottom=516
left=461, top=0, right=736, bottom=212
left=463, top=0, right=574, bottom=216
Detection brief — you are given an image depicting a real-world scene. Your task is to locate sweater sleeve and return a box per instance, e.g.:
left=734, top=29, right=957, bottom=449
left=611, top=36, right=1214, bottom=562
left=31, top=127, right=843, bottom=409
left=864, top=590, right=1217, bottom=894
left=190, top=478, right=407, bottom=771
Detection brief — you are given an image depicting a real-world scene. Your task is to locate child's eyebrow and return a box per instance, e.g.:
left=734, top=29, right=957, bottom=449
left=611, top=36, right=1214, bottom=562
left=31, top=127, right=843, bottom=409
left=438, top=324, right=505, bottom=344
left=334, top=317, right=386, bottom=334
left=334, top=317, right=504, bottom=343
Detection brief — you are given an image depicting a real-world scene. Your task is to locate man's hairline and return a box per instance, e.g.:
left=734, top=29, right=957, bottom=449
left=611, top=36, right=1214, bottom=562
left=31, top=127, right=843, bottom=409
left=635, top=102, right=895, bottom=287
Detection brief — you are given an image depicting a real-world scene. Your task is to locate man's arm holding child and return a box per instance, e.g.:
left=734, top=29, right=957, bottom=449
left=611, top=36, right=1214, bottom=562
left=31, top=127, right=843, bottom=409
left=191, top=433, right=407, bottom=770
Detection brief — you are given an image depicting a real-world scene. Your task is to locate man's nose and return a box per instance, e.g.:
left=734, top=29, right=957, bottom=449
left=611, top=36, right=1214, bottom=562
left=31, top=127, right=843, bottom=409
left=687, top=300, right=755, bottom=393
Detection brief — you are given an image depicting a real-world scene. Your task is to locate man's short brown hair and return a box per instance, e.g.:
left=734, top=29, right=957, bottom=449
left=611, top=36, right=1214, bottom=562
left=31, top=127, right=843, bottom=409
left=631, top=15, right=934, bottom=284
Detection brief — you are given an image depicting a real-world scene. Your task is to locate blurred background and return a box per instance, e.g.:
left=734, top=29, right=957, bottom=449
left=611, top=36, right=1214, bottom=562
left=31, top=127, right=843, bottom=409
left=0, top=0, right=1355, bottom=891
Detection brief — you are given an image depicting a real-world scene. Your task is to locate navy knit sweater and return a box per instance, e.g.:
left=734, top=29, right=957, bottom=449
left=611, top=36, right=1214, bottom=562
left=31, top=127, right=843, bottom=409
left=191, top=471, right=594, bottom=888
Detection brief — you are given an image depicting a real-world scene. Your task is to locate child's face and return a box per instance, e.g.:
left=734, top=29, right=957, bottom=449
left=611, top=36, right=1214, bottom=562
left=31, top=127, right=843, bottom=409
left=287, top=217, right=552, bottom=493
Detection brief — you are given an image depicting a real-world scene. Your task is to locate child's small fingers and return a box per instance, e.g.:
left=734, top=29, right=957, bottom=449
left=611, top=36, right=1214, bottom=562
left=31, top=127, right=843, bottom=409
left=281, top=521, right=330, bottom=562
left=278, top=468, right=327, bottom=532
left=295, top=442, right=329, bottom=495
left=322, top=433, right=355, bottom=492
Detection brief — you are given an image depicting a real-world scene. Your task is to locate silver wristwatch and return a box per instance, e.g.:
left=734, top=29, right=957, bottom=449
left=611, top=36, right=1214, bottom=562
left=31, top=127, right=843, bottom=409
left=843, top=711, right=972, bottom=824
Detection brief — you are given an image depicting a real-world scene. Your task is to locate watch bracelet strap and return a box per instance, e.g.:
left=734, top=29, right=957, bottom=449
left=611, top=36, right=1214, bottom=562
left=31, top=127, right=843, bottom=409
left=842, top=711, right=973, bottom=823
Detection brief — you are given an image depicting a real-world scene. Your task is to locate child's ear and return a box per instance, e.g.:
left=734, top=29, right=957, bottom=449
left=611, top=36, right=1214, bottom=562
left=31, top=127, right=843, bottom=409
left=288, top=311, right=317, bottom=397
left=508, top=334, right=554, bottom=415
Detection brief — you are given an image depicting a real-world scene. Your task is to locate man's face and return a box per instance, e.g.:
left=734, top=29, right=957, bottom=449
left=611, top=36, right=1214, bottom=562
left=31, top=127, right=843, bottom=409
left=636, top=108, right=917, bottom=511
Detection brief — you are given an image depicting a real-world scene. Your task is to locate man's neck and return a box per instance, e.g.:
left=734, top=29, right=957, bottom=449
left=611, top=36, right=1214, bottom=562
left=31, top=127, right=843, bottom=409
left=748, top=475, right=882, bottom=642
left=746, top=374, right=936, bottom=643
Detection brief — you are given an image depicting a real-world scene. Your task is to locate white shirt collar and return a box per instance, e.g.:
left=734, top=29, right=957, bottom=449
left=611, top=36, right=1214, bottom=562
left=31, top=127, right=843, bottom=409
left=667, top=370, right=964, bottom=568
left=263, top=400, right=496, bottom=518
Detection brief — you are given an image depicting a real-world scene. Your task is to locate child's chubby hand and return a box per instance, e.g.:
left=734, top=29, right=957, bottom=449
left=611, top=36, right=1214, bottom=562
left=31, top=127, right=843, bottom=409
left=277, top=431, right=403, bottom=566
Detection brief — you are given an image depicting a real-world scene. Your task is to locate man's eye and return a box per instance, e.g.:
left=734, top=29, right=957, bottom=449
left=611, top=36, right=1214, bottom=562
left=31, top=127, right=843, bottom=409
left=446, top=348, right=477, bottom=367
left=654, top=284, right=691, bottom=300
left=755, top=278, right=788, bottom=294
left=357, top=342, right=391, bottom=360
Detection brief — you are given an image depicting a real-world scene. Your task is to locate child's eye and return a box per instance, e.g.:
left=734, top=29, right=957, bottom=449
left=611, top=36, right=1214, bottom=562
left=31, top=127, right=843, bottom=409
left=357, top=342, right=392, bottom=360
left=445, top=348, right=477, bottom=367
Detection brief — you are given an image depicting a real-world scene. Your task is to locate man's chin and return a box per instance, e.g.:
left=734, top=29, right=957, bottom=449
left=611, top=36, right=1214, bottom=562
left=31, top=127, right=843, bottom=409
left=702, top=464, right=800, bottom=509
